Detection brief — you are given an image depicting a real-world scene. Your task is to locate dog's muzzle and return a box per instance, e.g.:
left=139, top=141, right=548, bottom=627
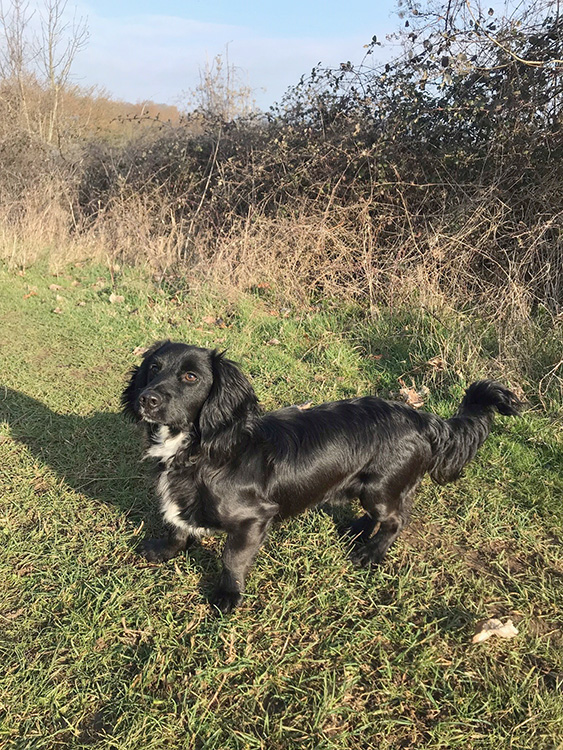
left=138, top=389, right=163, bottom=419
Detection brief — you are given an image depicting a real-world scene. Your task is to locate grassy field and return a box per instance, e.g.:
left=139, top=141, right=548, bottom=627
left=0, top=262, right=562, bottom=749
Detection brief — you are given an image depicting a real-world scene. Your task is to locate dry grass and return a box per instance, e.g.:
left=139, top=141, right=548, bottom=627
left=4, top=187, right=552, bottom=315
left=0, top=141, right=561, bottom=408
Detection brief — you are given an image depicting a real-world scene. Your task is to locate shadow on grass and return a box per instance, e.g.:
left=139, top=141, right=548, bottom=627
left=425, top=604, right=475, bottom=635
left=0, top=387, right=243, bottom=609
left=0, top=386, right=151, bottom=519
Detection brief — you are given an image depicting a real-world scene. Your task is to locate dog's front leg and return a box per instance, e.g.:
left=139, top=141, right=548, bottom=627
left=211, top=518, right=272, bottom=614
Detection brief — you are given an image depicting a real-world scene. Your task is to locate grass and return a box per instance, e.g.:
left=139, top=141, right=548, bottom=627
left=0, top=262, right=562, bottom=750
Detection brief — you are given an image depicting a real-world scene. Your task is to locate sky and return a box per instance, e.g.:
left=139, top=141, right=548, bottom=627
left=64, top=0, right=400, bottom=110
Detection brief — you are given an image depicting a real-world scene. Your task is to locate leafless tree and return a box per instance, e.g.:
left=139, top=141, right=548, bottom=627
left=0, top=0, right=33, bottom=130
left=0, top=0, right=88, bottom=140
left=35, top=0, right=88, bottom=141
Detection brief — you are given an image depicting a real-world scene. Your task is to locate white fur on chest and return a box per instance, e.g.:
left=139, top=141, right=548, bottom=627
left=145, top=426, right=188, bottom=462
left=146, top=426, right=210, bottom=538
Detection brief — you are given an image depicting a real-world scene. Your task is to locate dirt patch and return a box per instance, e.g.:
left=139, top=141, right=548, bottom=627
left=67, top=364, right=113, bottom=381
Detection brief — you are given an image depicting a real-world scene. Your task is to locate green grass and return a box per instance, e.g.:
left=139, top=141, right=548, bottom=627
left=0, top=263, right=562, bottom=750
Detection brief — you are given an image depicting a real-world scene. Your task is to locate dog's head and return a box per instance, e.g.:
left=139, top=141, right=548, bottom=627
left=122, top=341, right=259, bottom=442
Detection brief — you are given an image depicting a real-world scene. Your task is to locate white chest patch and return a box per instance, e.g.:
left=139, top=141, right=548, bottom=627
left=146, top=426, right=210, bottom=539
left=145, top=426, right=188, bottom=462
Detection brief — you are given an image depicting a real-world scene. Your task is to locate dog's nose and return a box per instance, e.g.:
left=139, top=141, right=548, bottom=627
left=139, top=390, right=162, bottom=410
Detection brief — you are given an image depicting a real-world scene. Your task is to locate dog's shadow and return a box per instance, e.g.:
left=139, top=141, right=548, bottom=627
left=0, top=387, right=244, bottom=605
left=0, top=386, right=151, bottom=520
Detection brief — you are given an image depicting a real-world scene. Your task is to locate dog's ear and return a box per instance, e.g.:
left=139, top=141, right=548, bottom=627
left=121, top=340, right=169, bottom=420
left=198, top=350, right=258, bottom=447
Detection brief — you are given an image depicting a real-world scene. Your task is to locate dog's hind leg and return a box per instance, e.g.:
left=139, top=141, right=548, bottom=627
left=347, top=513, right=378, bottom=543
left=346, top=476, right=396, bottom=548
left=351, top=463, right=424, bottom=567
left=351, top=509, right=407, bottom=567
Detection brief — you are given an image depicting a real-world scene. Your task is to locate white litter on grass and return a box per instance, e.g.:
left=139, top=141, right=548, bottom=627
left=472, top=618, right=519, bottom=644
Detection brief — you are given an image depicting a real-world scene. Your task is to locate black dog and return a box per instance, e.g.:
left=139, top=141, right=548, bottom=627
left=122, top=341, right=520, bottom=613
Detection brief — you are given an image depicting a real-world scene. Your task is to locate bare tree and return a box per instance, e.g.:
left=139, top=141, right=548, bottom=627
left=0, top=0, right=33, bottom=131
left=35, top=0, right=88, bottom=141
left=187, top=48, right=256, bottom=121
left=0, top=0, right=88, bottom=141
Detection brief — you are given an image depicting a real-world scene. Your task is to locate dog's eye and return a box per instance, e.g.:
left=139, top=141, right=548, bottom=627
left=183, top=372, right=197, bottom=383
left=149, top=362, right=161, bottom=375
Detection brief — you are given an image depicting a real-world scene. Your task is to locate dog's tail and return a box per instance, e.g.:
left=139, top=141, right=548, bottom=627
left=427, top=380, right=520, bottom=485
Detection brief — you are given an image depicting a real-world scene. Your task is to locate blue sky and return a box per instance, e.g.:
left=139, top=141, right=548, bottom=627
left=67, top=0, right=400, bottom=109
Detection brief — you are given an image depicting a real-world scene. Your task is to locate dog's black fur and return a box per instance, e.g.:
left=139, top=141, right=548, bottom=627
left=122, top=340, right=520, bottom=613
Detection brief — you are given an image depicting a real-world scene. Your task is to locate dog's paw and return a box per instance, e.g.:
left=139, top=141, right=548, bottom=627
left=350, top=546, right=371, bottom=568
left=350, top=545, right=384, bottom=569
left=139, top=537, right=178, bottom=563
left=211, top=588, right=242, bottom=614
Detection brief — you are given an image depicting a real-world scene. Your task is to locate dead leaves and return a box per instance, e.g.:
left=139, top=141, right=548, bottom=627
left=396, top=378, right=430, bottom=409
left=201, top=315, right=227, bottom=328
left=391, top=355, right=450, bottom=408
left=2, top=608, right=24, bottom=621
left=426, top=356, right=447, bottom=372
left=296, top=401, right=313, bottom=410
